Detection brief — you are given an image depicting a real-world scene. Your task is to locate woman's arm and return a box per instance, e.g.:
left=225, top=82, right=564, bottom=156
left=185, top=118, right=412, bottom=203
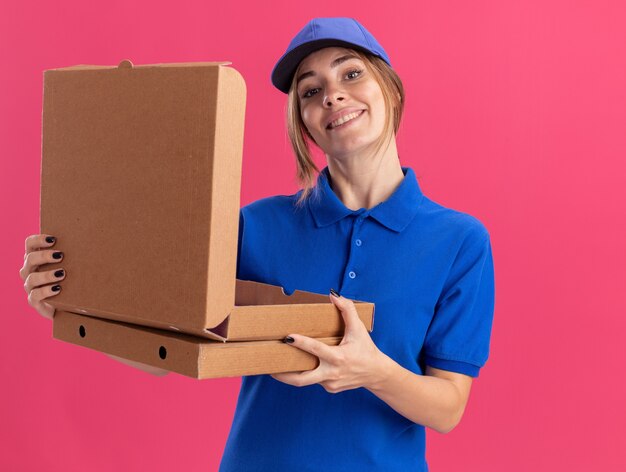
left=366, top=355, right=472, bottom=434
left=271, top=292, right=472, bottom=434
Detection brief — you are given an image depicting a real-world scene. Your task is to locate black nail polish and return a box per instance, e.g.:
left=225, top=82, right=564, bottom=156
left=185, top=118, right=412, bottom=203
left=283, top=336, right=295, bottom=344
left=51, top=285, right=61, bottom=292
left=54, top=269, right=65, bottom=278
left=330, top=288, right=340, bottom=298
left=52, top=251, right=63, bottom=260
left=45, top=236, right=56, bottom=244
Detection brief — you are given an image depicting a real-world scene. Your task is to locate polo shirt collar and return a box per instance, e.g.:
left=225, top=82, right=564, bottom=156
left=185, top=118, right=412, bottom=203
left=308, top=166, right=424, bottom=232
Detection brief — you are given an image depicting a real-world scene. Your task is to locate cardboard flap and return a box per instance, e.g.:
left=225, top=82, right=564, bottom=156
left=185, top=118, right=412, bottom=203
left=199, top=280, right=375, bottom=341
left=234, top=279, right=331, bottom=305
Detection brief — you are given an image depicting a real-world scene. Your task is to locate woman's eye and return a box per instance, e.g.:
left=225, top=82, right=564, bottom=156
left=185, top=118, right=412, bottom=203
left=302, top=88, right=319, bottom=99
left=346, top=69, right=363, bottom=80
left=300, top=69, right=362, bottom=99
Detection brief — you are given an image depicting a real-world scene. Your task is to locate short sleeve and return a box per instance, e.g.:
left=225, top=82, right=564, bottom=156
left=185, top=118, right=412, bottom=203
left=422, top=223, right=495, bottom=377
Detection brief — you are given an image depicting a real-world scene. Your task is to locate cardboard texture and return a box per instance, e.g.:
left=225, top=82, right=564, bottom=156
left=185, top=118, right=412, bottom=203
left=54, top=311, right=341, bottom=379
left=41, top=60, right=375, bottom=377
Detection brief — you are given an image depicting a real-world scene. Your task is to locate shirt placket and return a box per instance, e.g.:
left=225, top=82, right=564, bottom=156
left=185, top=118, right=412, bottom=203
left=340, top=210, right=369, bottom=297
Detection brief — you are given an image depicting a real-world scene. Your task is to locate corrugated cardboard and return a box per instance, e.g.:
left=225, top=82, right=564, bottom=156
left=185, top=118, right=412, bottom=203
left=54, top=310, right=341, bottom=379
left=40, top=60, right=375, bottom=346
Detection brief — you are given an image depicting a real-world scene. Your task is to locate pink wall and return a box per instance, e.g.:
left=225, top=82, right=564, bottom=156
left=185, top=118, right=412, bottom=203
left=2, top=1, right=625, bottom=471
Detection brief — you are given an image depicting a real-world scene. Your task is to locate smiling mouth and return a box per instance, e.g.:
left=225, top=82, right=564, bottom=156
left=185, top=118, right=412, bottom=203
left=327, top=110, right=365, bottom=130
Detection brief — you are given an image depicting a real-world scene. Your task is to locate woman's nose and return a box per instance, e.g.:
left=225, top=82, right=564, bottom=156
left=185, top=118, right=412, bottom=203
left=324, top=89, right=345, bottom=107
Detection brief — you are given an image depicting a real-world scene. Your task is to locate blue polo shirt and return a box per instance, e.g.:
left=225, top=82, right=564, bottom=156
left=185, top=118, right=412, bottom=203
left=220, top=166, right=495, bottom=472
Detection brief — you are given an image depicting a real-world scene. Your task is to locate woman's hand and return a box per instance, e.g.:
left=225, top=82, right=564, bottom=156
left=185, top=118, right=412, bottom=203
left=19, top=234, right=169, bottom=376
left=271, top=291, right=390, bottom=393
left=20, top=234, right=65, bottom=320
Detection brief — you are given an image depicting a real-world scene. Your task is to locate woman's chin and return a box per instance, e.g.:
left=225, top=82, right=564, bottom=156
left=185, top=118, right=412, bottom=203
left=323, top=140, right=381, bottom=159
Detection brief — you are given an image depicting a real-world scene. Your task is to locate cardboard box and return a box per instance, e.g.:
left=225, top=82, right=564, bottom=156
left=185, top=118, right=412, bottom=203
left=54, top=310, right=342, bottom=379
left=40, top=60, right=374, bottom=376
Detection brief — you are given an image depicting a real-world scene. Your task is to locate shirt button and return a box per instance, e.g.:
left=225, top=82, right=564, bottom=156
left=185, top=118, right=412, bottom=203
left=348, top=271, right=356, bottom=279
left=355, top=239, right=362, bottom=246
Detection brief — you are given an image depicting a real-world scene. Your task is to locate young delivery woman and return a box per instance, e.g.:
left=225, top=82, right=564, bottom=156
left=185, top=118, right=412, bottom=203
left=21, top=18, right=495, bottom=472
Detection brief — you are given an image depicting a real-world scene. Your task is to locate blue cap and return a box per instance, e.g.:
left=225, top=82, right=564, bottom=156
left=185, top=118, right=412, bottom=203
left=271, top=17, right=392, bottom=93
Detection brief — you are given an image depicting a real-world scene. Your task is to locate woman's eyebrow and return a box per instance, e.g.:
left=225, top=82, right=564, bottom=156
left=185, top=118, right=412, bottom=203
left=296, top=54, right=361, bottom=85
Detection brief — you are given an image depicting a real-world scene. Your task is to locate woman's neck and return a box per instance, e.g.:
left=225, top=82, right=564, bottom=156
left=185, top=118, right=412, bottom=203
left=326, top=137, right=404, bottom=211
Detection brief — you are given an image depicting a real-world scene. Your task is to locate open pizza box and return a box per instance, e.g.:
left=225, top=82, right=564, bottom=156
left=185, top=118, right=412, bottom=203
left=39, top=60, right=374, bottom=378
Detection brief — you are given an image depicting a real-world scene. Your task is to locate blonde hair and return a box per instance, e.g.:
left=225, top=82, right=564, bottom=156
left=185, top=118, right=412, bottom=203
left=286, top=48, right=405, bottom=207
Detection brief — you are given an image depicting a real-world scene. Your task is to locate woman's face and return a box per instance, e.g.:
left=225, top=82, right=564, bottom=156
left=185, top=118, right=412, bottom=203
left=295, top=47, right=386, bottom=159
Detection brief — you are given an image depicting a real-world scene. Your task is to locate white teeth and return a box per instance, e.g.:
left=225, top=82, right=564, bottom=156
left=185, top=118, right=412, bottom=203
left=329, top=111, right=362, bottom=129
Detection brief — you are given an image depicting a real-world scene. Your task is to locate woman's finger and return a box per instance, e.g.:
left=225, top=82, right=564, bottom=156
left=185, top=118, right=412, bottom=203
left=27, top=285, right=61, bottom=320
left=284, top=334, right=337, bottom=361
left=23, top=268, right=65, bottom=293
left=28, top=283, right=62, bottom=305
left=25, top=234, right=56, bottom=255
left=329, top=292, right=365, bottom=334
left=20, top=249, right=63, bottom=282
left=271, top=364, right=326, bottom=387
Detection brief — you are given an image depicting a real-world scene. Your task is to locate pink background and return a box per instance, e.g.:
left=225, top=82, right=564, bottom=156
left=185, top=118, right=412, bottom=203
left=2, top=1, right=625, bottom=471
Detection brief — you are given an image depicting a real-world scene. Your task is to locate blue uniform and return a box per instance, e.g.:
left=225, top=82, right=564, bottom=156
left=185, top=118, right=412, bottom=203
left=220, top=166, right=495, bottom=471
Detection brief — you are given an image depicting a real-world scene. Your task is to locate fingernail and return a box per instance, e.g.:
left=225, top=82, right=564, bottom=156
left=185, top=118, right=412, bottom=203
left=51, top=285, right=61, bottom=292
left=330, top=288, right=340, bottom=298
left=283, top=336, right=295, bottom=344
left=45, top=236, right=56, bottom=244
left=52, top=251, right=63, bottom=260
left=54, top=269, right=65, bottom=278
